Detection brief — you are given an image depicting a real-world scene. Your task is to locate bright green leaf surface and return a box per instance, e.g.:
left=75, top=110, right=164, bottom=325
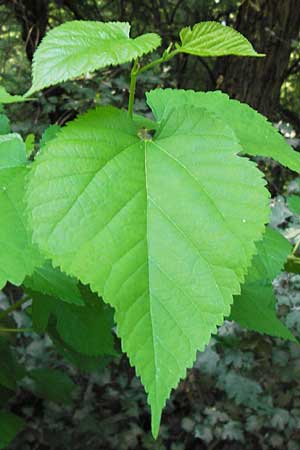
left=0, top=411, right=24, bottom=449
left=26, top=103, right=269, bottom=436
left=24, top=260, right=85, bottom=305
left=287, top=194, right=300, bottom=215
left=231, top=228, right=295, bottom=341
left=31, top=293, right=115, bottom=356
left=178, top=21, right=263, bottom=57
left=26, top=21, right=161, bottom=95
left=28, top=368, right=76, bottom=404
left=147, top=89, right=300, bottom=173
left=0, top=86, right=28, bottom=104
left=0, top=138, right=41, bottom=288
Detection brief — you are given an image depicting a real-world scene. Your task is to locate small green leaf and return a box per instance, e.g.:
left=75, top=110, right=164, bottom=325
left=31, top=293, right=115, bottom=356
left=0, top=151, right=42, bottom=288
left=26, top=102, right=269, bottom=436
left=287, top=194, right=300, bottom=215
left=0, top=86, right=29, bottom=104
left=26, top=21, right=161, bottom=95
left=0, top=411, right=24, bottom=449
left=24, top=260, right=85, bottom=305
left=50, top=327, right=113, bottom=373
left=178, top=21, right=263, bottom=57
left=230, top=227, right=295, bottom=341
left=28, top=368, right=76, bottom=404
left=146, top=89, right=300, bottom=172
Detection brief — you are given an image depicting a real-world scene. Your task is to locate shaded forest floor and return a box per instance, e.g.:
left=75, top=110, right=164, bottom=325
left=7, top=270, right=300, bottom=450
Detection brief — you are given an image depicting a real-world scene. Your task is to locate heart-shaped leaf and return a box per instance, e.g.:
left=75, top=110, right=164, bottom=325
left=26, top=100, right=269, bottom=436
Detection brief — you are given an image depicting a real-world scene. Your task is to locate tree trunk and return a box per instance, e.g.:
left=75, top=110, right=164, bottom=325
left=213, top=0, right=300, bottom=119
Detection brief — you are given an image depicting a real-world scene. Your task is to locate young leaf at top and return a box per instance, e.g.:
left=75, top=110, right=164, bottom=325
left=0, top=134, right=41, bottom=288
left=146, top=89, right=300, bottom=173
left=26, top=21, right=161, bottom=95
left=178, top=21, right=264, bottom=57
left=26, top=99, right=269, bottom=436
left=230, top=227, right=296, bottom=341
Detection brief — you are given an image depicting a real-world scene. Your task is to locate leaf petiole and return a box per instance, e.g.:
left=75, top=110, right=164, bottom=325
left=0, top=295, right=30, bottom=321
left=128, top=46, right=180, bottom=117
left=0, top=327, right=33, bottom=333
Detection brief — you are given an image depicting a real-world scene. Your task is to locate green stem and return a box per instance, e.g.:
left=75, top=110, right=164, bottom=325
left=128, top=59, right=139, bottom=118
left=0, top=296, right=30, bottom=321
left=127, top=47, right=180, bottom=117
left=137, top=48, right=179, bottom=75
left=0, top=327, right=33, bottom=333
left=293, top=239, right=300, bottom=255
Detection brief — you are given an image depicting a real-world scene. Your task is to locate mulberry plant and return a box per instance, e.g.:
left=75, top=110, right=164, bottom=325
left=0, top=20, right=299, bottom=445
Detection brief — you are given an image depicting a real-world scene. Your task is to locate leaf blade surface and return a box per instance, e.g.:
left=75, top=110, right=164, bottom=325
left=26, top=102, right=269, bottom=436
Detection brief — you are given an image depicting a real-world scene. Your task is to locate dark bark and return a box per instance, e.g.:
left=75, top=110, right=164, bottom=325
left=11, top=0, right=49, bottom=61
left=56, top=0, right=104, bottom=21
left=213, top=0, right=300, bottom=119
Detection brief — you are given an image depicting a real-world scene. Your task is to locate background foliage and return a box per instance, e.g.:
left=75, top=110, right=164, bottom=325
left=1, top=0, right=300, bottom=449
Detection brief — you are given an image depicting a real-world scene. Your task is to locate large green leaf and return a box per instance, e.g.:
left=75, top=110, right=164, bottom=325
left=230, top=227, right=295, bottom=341
left=26, top=21, right=161, bottom=95
left=147, top=89, right=300, bottom=172
left=178, top=21, right=263, bottom=57
left=0, top=411, right=24, bottom=449
left=0, top=135, right=41, bottom=288
left=24, top=260, right=85, bottom=305
left=26, top=103, right=269, bottom=436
